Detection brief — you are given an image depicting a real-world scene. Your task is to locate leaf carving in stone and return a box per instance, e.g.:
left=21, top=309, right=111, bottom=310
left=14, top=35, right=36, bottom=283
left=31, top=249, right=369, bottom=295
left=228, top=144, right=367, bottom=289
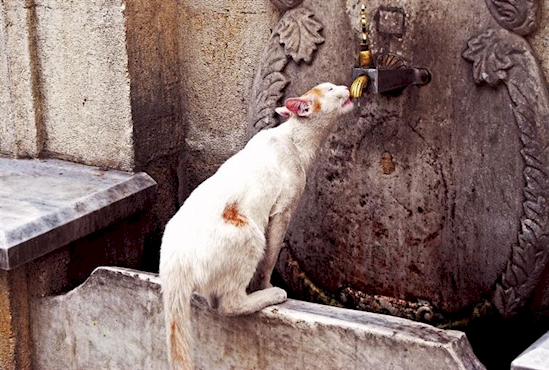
left=464, top=25, right=549, bottom=318
left=485, top=0, right=538, bottom=36
left=270, top=0, right=304, bottom=11
left=276, top=8, right=325, bottom=64
left=247, top=38, right=290, bottom=134
left=462, top=29, right=521, bottom=86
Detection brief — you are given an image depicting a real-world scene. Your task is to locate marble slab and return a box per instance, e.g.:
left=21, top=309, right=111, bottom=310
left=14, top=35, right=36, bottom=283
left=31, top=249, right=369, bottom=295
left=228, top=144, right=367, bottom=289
left=0, top=158, right=156, bottom=270
left=512, top=331, right=549, bottom=370
left=31, top=266, right=486, bottom=370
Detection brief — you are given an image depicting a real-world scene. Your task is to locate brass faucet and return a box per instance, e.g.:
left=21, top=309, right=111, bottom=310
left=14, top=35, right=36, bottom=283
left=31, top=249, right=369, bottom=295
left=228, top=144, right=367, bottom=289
left=350, top=5, right=372, bottom=99
left=350, top=4, right=431, bottom=98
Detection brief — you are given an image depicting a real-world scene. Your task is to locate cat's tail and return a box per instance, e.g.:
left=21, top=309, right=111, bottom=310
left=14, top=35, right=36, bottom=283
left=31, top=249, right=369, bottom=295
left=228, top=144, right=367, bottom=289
left=162, top=272, right=194, bottom=370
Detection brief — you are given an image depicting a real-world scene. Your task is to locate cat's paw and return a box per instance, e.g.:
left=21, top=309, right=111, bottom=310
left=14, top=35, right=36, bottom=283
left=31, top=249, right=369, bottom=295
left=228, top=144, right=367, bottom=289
left=267, top=287, right=287, bottom=304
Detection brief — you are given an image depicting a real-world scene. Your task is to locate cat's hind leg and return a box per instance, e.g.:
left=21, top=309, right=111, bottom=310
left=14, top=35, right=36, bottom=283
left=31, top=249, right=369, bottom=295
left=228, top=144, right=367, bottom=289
left=214, top=220, right=287, bottom=316
left=217, top=288, right=287, bottom=316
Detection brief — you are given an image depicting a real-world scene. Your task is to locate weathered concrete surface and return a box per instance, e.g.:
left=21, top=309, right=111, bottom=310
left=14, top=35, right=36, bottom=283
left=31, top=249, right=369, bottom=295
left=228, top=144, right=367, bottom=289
left=0, top=0, right=41, bottom=158
left=511, top=331, right=549, bottom=370
left=31, top=266, right=485, bottom=369
left=179, top=0, right=281, bottom=194
left=0, top=158, right=156, bottom=270
left=0, top=267, right=31, bottom=370
left=32, top=0, right=133, bottom=170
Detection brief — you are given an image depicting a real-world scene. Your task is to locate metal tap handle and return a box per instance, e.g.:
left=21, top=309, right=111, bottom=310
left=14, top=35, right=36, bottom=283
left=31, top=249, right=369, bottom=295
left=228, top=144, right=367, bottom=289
left=360, top=4, right=369, bottom=49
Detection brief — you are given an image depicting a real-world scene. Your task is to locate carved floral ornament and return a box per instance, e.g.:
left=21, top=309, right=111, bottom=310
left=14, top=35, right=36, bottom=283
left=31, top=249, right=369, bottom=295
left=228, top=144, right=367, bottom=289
left=463, top=0, right=549, bottom=318
left=250, top=0, right=548, bottom=321
left=248, top=6, right=324, bottom=135
left=463, top=29, right=522, bottom=86
left=485, top=0, right=538, bottom=36
left=270, top=0, right=304, bottom=11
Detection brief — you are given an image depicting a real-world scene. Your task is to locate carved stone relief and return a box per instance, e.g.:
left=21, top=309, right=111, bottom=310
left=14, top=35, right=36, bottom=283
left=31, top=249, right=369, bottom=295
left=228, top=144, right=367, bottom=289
left=463, top=0, right=549, bottom=318
left=269, top=0, right=304, bottom=11
left=248, top=5, right=324, bottom=135
left=248, top=0, right=548, bottom=323
left=485, top=0, right=538, bottom=36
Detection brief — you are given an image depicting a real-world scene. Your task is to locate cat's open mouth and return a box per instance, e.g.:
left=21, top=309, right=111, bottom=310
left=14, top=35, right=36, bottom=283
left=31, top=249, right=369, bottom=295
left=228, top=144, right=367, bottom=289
left=342, top=98, right=353, bottom=108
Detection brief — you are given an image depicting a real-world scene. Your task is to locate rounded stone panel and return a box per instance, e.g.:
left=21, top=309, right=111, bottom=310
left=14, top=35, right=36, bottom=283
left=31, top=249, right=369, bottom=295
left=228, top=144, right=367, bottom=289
left=260, top=0, right=543, bottom=315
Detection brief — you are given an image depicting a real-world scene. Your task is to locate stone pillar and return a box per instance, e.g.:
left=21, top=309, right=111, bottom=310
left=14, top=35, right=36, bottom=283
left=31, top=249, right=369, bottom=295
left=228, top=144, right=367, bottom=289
left=124, top=0, right=186, bottom=269
left=0, top=0, right=42, bottom=158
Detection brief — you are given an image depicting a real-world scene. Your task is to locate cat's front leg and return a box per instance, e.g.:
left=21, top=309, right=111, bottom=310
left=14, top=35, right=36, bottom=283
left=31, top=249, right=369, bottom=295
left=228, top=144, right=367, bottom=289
left=259, top=212, right=292, bottom=289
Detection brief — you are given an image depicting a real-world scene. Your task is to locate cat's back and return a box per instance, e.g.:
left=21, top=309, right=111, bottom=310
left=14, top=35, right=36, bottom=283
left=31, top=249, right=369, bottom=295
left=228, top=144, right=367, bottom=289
left=214, top=126, right=302, bottom=185
left=170, top=127, right=297, bottom=224
left=245, top=125, right=304, bottom=171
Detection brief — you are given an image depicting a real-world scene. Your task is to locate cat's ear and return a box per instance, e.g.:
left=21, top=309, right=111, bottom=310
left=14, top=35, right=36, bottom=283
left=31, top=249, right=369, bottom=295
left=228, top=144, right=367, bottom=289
left=284, top=98, right=313, bottom=117
left=275, top=106, right=292, bottom=118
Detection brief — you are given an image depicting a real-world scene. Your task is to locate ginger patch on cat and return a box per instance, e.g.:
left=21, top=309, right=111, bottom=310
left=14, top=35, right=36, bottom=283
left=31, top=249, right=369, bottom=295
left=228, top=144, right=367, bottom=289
left=222, top=202, right=248, bottom=227
left=169, top=320, right=185, bottom=365
left=304, top=87, right=323, bottom=113
left=306, top=87, right=322, bottom=97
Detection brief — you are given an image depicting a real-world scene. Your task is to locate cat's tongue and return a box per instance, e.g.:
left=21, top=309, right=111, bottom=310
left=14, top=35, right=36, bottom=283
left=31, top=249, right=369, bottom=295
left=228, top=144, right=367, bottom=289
left=342, top=98, right=353, bottom=107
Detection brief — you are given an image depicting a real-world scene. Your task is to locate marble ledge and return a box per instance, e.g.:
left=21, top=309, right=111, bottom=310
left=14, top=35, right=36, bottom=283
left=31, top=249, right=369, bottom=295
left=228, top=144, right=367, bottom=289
left=32, top=266, right=486, bottom=369
left=511, top=331, right=549, bottom=370
left=0, top=158, right=157, bottom=270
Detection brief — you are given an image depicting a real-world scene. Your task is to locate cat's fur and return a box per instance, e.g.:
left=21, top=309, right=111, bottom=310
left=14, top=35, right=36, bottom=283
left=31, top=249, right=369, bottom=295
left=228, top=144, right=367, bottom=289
left=160, top=82, right=353, bottom=370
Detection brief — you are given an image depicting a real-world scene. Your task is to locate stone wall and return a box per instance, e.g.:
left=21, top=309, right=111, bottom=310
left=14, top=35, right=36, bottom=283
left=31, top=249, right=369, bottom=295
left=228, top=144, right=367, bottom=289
left=178, top=0, right=281, bottom=196
left=257, top=0, right=548, bottom=320
left=0, top=0, right=285, bottom=270
left=2, top=0, right=548, bottom=316
left=0, top=0, right=185, bottom=270
left=177, top=0, right=549, bottom=326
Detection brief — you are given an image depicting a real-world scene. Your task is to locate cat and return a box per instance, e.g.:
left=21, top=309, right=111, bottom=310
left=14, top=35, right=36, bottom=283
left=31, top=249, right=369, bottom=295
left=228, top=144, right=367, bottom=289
left=159, top=82, right=354, bottom=370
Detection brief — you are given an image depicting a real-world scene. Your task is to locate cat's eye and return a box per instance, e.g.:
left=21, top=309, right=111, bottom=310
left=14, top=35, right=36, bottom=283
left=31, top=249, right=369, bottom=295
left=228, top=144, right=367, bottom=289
left=328, top=87, right=334, bottom=91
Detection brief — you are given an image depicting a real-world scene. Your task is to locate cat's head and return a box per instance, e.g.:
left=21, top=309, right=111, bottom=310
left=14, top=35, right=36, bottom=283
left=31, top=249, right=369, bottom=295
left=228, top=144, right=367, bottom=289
left=275, top=83, right=354, bottom=119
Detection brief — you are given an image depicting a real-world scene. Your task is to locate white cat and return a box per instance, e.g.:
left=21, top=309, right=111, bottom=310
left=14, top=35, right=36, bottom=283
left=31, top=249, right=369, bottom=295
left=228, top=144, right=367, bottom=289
left=160, top=82, right=354, bottom=370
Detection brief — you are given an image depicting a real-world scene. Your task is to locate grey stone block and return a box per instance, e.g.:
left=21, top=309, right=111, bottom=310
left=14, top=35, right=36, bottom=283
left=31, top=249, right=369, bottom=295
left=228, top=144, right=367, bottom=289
left=0, top=158, right=156, bottom=270
left=512, top=331, right=549, bottom=370
left=31, top=266, right=485, bottom=369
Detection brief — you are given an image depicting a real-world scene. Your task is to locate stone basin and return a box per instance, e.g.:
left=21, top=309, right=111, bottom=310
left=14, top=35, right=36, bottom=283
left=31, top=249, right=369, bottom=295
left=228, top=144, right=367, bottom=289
left=31, top=266, right=485, bottom=369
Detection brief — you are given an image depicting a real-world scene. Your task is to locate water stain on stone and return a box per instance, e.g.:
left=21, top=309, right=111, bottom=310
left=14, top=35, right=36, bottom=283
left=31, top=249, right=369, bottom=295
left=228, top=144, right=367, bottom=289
left=380, top=152, right=396, bottom=175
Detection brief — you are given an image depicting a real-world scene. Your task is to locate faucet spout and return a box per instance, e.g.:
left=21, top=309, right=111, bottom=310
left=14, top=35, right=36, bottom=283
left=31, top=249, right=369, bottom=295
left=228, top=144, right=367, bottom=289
left=350, top=5, right=431, bottom=98
left=351, top=66, right=431, bottom=96
left=350, top=75, right=370, bottom=99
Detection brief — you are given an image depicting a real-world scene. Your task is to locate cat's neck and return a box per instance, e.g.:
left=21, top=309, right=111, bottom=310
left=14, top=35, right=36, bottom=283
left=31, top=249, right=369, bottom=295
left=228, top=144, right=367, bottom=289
left=281, top=115, right=336, bottom=171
